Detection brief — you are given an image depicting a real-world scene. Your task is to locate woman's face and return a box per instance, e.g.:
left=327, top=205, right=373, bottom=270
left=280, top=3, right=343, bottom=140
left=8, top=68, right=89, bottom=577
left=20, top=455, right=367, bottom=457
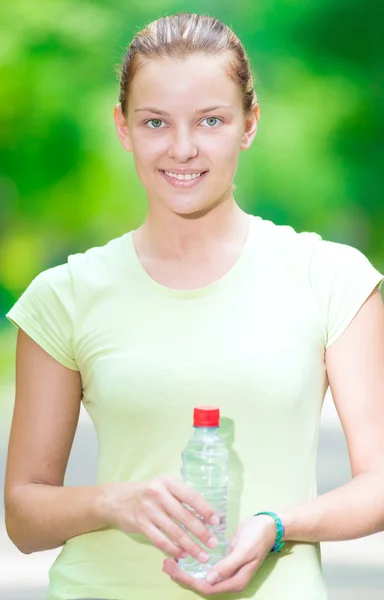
left=115, top=53, right=259, bottom=217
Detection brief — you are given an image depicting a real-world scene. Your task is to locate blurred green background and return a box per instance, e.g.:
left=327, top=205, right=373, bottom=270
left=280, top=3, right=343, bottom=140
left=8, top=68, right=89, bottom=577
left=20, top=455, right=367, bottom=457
left=0, top=0, right=383, bottom=417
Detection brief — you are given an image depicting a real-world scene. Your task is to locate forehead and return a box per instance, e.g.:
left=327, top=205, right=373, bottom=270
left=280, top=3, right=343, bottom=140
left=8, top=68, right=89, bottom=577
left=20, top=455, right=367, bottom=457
left=129, top=54, right=242, bottom=112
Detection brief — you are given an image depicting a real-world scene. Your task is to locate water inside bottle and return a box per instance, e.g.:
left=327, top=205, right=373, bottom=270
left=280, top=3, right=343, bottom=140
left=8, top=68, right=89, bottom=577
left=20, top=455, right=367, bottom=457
left=178, top=419, right=230, bottom=579
left=178, top=507, right=229, bottom=579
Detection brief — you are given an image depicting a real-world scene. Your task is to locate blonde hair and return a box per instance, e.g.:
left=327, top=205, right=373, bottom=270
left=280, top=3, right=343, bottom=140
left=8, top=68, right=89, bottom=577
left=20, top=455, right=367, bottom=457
left=117, top=13, right=258, bottom=115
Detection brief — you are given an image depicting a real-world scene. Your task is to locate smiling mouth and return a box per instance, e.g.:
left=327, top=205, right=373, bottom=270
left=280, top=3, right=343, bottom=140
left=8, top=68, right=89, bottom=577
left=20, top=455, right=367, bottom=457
left=160, top=170, right=208, bottom=181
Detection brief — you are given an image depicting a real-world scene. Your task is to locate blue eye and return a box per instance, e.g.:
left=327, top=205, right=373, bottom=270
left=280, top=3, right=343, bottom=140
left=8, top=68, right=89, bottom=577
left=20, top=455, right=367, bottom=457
left=201, top=117, right=222, bottom=127
left=146, top=119, right=166, bottom=129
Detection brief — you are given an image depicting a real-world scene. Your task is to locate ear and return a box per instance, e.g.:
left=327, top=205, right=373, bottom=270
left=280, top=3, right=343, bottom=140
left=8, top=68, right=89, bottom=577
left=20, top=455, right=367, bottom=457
left=240, top=103, right=260, bottom=150
left=114, top=103, right=133, bottom=152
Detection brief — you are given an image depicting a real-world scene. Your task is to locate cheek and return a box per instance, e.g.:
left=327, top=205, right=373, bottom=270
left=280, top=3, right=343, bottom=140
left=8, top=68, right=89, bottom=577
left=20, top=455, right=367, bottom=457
left=212, top=141, right=241, bottom=173
left=132, top=138, right=164, bottom=171
left=204, top=128, right=242, bottom=160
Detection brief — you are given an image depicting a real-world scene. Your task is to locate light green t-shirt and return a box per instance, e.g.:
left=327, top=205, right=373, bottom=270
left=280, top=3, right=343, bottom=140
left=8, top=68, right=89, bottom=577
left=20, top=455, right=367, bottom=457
left=6, top=215, right=383, bottom=600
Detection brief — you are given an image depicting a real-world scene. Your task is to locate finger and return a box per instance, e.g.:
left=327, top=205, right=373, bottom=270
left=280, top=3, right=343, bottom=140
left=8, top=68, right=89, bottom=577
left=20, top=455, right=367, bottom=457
left=163, top=559, right=219, bottom=595
left=205, top=558, right=259, bottom=593
left=163, top=559, right=201, bottom=590
left=206, top=548, right=248, bottom=582
left=164, top=558, right=259, bottom=595
left=166, top=476, right=220, bottom=526
left=227, top=532, right=239, bottom=554
left=166, top=497, right=219, bottom=549
left=151, top=508, right=211, bottom=563
left=142, top=522, right=188, bottom=560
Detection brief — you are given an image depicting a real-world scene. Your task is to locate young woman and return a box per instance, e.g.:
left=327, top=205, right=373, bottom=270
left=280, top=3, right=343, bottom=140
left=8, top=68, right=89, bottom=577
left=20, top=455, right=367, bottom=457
left=4, top=12, right=384, bottom=600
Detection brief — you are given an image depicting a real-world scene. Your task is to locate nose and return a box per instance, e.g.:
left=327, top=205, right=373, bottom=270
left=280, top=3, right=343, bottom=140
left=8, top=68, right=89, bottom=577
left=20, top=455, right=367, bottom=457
left=168, top=125, right=198, bottom=163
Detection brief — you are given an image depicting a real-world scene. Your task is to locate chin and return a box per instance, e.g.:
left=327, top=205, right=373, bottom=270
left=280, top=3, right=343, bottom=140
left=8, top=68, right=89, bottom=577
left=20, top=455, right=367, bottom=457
left=161, top=189, right=227, bottom=219
left=166, top=200, right=218, bottom=219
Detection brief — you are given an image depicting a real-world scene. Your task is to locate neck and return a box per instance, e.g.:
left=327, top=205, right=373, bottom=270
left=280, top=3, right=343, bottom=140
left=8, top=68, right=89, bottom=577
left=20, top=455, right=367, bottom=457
left=135, top=199, right=250, bottom=262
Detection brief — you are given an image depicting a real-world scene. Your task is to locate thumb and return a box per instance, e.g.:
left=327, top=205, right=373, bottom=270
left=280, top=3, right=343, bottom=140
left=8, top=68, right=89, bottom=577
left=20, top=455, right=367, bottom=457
left=206, top=549, right=245, bottom=584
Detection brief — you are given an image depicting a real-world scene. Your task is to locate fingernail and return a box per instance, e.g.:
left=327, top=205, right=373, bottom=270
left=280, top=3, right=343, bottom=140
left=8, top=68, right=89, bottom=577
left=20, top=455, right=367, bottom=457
left=180, top=551, right=188, bottom=559
left=210, top=515, right=220, bottom=526
left=198, top=551, right=210, bottom=562
left=207, top=571, right=221, bottom=585
left=207, top=536, right=218, bottom=549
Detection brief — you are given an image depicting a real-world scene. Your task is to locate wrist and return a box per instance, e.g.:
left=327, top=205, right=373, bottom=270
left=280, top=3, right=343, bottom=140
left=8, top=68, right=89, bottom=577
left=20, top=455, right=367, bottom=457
left=94, top=481, right=142, bottom=532
left=93, top=483, right=116, bottom=526
left=253, top=514, right=276, bottom=547
left=254, top=511, right=285, bottom=553
left=276, top=508, right=300, bottom=542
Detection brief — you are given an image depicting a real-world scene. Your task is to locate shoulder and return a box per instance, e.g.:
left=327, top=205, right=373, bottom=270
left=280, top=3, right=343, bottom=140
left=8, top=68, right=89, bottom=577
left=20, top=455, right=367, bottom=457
left=35, top=232, right=130, bottom=294
left=253, top=216, right=383, bottom=347
left=252, top=215, right=382, bottom=291
left=252, top=216, right=321, bottom=275
left=309, top=238, right=375, bottom=275
left=68, top=233, right=129, bottom=283
left=15, top=233, right=130, bottom=320
left=253, top=215, right=378, bottom=273
left=254, top=216, right=319, bottom=248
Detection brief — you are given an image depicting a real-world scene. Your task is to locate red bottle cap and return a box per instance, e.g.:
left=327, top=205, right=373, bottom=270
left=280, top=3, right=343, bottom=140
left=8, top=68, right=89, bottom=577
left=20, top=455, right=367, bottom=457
left=193, top=406, right=220, bottom=427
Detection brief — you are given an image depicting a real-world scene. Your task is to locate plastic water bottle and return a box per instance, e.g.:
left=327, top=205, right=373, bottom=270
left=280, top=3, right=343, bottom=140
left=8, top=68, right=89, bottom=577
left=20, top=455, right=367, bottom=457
left=178, top=405, right=229, bottom=579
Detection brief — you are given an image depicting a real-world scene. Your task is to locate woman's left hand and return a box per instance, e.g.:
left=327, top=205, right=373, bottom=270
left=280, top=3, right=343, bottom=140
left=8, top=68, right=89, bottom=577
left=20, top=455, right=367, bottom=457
left=162, top=514, right=277, bottom=595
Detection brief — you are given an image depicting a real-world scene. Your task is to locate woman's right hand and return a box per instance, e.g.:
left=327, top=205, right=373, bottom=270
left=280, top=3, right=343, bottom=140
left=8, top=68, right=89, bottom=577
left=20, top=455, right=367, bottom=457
left=97, top=476, right=220, bottom=562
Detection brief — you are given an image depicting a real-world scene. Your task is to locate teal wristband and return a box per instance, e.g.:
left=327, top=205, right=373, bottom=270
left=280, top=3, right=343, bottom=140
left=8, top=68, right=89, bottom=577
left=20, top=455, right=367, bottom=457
left=254, top=511, right=285, bottom=553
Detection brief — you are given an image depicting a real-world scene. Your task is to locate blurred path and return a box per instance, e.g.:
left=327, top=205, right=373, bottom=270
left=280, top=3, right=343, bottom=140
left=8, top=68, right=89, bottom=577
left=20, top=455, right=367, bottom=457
left=1, top=387, right=383, bottom=599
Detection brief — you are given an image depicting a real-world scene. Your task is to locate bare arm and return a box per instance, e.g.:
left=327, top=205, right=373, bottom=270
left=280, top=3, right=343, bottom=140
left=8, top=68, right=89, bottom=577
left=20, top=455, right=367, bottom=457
left=279, top=287, right=384, bottom=542
left=5, top=330, right=220, bottom=561
left=4, top=329, right=114, bottom=554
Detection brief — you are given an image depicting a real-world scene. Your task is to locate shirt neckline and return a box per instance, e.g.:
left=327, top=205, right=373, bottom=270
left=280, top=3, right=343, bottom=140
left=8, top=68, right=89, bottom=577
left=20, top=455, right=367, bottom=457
left=123, top=214, right=259, bottom=298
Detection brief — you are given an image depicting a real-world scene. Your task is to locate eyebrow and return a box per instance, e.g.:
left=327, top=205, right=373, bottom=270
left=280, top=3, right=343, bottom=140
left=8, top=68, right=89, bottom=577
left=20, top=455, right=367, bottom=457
left=133, top=105, right=234, bottom=115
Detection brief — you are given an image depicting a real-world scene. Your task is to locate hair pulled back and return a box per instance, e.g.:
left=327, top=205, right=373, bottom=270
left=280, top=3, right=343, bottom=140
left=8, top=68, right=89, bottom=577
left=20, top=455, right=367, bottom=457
left=117, top=13, right=258, bottom=115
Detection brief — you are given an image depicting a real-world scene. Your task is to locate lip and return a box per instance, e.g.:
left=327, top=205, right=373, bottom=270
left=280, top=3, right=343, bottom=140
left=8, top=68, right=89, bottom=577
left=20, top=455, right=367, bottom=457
left=160, top=170, right=208, bottom=188
left=160, top=169, right=207, bottom=174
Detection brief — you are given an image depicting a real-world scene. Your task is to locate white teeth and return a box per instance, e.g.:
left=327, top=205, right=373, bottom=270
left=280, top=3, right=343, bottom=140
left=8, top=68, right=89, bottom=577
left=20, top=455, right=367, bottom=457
left=164, top=171, right=204, bottom=180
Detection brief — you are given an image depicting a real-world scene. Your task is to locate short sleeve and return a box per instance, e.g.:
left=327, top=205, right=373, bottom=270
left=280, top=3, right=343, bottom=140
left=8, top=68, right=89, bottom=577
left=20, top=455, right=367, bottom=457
left=5, top=263, right=79, bottom=370
left=309, top=240, right=384, bottom=349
